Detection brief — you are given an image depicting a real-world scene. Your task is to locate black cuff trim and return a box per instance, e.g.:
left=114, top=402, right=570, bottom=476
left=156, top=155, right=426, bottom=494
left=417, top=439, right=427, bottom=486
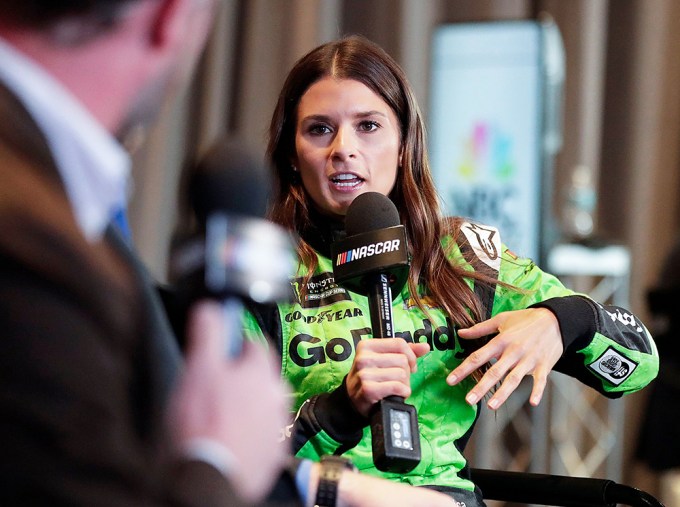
left=529, top=295, right=597, bottom=351
left=312, top=376, right=369, bottom=446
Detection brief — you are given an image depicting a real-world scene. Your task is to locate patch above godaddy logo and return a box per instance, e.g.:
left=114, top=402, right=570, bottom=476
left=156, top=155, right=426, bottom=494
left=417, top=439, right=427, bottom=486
left=291, top=272, right=350, bottom=308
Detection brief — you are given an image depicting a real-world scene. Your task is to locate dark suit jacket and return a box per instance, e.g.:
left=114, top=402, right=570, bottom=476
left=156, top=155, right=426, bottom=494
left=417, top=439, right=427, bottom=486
left=0, top=83, right=296, bottom=506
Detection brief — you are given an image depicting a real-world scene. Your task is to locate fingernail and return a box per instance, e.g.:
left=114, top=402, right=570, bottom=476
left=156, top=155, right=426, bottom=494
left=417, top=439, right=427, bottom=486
left=488, top=398, right=499, bottom=410
left=466, top=393, right=478, bottom=404
left=447, top=374, right=457, bottom=385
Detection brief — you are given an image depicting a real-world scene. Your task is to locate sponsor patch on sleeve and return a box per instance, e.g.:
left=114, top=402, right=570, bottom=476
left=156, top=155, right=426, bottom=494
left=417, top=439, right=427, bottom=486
left=587, top=347, right=638, bottom=386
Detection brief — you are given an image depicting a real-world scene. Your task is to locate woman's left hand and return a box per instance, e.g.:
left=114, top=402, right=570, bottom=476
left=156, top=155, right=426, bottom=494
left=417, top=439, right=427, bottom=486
left=446, top=308, right=563, bottom=410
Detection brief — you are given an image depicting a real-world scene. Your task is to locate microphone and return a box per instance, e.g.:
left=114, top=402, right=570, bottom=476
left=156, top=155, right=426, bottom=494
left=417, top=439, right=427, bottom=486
left=171, top=138, right=297, bottom=357
left=331, top=192, right=421, bottom=473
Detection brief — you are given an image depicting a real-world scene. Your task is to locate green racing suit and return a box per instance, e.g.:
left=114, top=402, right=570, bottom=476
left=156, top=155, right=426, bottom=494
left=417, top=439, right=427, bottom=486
left=243, top=221, right=658, bottom=497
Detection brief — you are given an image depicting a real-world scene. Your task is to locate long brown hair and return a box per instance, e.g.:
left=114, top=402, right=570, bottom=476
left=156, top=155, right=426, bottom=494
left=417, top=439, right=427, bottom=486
left=267, top=34, right=497, bottom=328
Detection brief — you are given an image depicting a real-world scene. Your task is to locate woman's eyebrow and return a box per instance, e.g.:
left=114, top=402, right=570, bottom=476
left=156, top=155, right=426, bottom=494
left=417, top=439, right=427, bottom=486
left=354, top=110, right=388, bottom=119
left=299, top=114, right=331, bottom=122
left=300, top=110, right=388, bottom=122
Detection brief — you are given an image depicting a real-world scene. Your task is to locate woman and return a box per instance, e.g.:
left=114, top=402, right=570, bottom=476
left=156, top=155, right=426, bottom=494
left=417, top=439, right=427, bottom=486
left=244, top=35, right=658, bottom=505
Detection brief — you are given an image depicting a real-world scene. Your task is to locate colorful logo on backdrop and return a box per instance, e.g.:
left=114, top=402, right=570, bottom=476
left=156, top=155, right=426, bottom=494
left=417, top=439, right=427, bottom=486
left=448, top=121, right=521, bottom=252
left=457, top=122, right=515, bottom=182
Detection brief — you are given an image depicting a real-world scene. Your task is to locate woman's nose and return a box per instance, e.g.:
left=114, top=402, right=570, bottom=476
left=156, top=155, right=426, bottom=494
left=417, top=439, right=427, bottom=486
left=330, top=127, right=357, bottom=160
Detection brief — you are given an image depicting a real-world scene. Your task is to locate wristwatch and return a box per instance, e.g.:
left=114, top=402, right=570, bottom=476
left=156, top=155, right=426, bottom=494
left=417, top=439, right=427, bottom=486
left=314, top=455, right=357, bottom=507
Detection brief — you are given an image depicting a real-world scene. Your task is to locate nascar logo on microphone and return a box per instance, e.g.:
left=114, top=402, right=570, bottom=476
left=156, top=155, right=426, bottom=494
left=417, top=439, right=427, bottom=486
left=336, top=239, right=401, bottom=265
left=331, top=225, right=409, bottom=295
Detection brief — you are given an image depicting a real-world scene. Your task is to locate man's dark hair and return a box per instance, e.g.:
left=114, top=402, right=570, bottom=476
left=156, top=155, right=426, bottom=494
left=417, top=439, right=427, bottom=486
left=1, top=0, right=136, bottom=29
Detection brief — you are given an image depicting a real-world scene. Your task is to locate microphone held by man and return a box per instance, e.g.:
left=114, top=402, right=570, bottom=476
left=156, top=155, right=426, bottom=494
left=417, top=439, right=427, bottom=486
left=170, top=139, right=297, bottom=357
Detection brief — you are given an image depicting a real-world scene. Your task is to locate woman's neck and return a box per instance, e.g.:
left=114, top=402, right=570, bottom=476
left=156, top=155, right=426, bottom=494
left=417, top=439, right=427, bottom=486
left=301, top=207, right=346, bottom=257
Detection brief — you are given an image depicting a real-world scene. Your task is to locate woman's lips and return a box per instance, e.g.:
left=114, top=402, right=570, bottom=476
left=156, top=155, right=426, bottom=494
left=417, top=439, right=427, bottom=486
left=330, top=172, right=364, bottom=190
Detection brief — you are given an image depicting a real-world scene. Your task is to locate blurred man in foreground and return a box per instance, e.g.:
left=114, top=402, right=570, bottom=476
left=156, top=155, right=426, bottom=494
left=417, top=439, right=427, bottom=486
left=0, top=0, right=287, bottom=504
left=0, top=2, right=457, bottom=505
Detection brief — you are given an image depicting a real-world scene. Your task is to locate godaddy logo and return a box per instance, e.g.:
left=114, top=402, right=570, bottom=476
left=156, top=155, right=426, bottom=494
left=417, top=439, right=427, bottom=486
left=288, top=319, right=459, bottom=367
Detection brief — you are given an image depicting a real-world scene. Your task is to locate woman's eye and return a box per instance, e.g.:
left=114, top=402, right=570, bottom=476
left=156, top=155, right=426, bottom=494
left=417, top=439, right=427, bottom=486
left=308, top=124, right=332, bottom=135
left=358, top=120, right=380, bottom=132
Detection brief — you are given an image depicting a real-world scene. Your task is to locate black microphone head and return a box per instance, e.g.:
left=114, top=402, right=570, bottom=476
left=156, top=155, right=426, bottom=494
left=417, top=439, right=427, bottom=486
left=172, top=137, right=296, bottom=306
left=332, top=192, right=408, bottom=297
left=345, top=192, right=401, bottom=235
left=190, top=138, right=271, bottom=224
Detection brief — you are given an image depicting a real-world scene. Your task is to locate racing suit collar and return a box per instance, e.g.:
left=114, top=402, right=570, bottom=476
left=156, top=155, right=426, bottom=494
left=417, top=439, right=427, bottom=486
left=301, top=207, right=346, bottom=258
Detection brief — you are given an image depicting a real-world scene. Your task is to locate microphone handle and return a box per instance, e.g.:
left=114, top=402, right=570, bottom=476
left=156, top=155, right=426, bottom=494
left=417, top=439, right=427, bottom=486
left=366, top=274, right=404, bottom=403
left=205, top=213, right=244, bottom=359
left=367, top=272, right=395, bottom=338
left=366, top=273, right=421, bottom=473
left=220, top=298, right=244, bottom=359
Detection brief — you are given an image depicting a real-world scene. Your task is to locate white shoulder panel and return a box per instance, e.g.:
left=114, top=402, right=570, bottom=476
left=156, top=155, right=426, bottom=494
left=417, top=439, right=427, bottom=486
left=460, top=222, right=502, bottom=272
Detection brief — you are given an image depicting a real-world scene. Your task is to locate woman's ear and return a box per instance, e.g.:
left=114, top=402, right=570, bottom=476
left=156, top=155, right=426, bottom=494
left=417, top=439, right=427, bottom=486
left=398, top=147, right=404, bottom=168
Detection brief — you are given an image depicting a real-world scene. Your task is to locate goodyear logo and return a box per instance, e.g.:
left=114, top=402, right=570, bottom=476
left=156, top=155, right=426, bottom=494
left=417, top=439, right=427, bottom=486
left=336, top=239, right=401, bottom=265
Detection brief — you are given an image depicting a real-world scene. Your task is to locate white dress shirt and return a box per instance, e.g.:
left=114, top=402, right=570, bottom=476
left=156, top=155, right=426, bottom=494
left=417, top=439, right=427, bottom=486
left=0, top=36, right=130, bottom=242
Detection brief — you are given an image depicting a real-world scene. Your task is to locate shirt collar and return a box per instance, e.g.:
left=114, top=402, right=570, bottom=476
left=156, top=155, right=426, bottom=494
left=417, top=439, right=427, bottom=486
left=0, top=37, right=131, bottom=242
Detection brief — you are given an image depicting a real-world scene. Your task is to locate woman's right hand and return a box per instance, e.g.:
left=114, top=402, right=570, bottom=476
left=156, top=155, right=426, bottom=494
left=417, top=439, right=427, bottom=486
left=345, top=338, right=430, bottom=416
